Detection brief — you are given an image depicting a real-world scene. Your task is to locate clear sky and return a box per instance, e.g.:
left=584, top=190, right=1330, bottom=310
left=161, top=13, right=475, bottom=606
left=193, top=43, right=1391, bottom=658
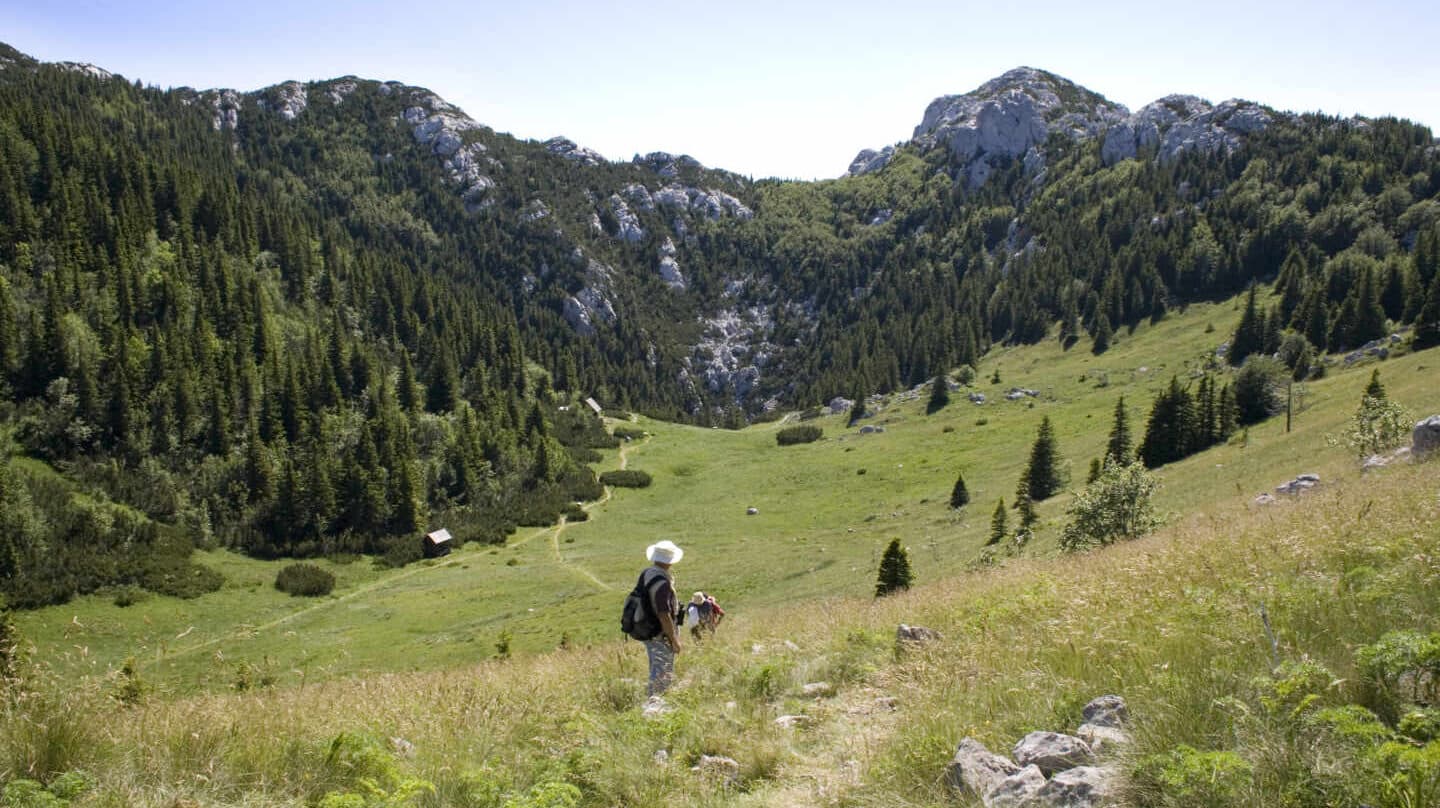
left=4, top=1, right=1438, bottom=180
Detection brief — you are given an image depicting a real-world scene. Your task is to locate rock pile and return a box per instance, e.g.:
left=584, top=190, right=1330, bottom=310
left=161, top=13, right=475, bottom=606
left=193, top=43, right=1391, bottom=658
left=1273, top=473, right=1320, bottom=496
left=946, top=695, right=1129, bottom=807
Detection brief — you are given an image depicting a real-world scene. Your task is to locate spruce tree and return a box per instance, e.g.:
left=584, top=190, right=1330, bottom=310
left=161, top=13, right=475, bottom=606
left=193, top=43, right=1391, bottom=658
left=1104, top=396, right=1132, bottom=467
left=1024, top=416, right=1064, bottom=501
left=1229, top=285, right=1264, bottom=366
left=1365, top=369, right=1386, bottom=401
left=949, top=473, right=970, bottom=509
left=988, top=499, right=1007, bottom=546
left=927, top=375, right=950, bottom=415
left=874, top=539, right=913, bottom=597
left=1091, top=313, right=1112, bottom=355
left=1415, top=272, right=1440, bottom=350
left=848, top=390, right=867, bottom=426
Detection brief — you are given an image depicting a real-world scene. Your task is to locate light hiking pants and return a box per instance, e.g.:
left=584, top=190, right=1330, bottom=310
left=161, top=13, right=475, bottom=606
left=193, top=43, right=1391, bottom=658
left=644, top=637, right=674, bottom=696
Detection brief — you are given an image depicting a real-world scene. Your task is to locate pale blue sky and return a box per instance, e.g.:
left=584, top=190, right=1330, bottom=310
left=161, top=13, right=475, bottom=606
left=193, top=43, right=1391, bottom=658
left=4, top=1, right=1438, bottom=180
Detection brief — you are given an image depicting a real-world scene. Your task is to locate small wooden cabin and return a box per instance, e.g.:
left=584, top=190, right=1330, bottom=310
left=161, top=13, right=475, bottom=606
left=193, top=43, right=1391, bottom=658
left=584, top=397, right=602, bottom=415
left=422, top=528, right=453, bottom=558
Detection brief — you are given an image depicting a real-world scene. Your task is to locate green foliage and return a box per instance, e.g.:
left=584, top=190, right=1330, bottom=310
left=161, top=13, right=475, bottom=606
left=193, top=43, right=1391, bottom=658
left=1022, top=416, right=1064, bottom=501
left=926, top=376, right=950, bottom=415
left=874, top=539, right=913, bottom=597
left=1059, top=462, right=1161, bottom=551
left=1399, top=708, right=1440, bottom=743
left=987, top=498, right=1006, bottom=546
left=775, top=425, right=822, bottom=446
left=1255, top=659, right=1339, bottom=719
left=1104, top=395, right=1133, bottom=466
left=1133, top=745, right=1254, bottom=807
left=275, top=563, right=337, bottom=597
left=1328, top=394, right=1414, bottom=460
left=318, top=733, right=435, bottom=808
left=1233, top=357, right=1288, bottom=426
left=597, top=470, right=652, bottom=488
left=611, top=427, right=646, bottom=442
left=949, top=473, right=970, bottom=509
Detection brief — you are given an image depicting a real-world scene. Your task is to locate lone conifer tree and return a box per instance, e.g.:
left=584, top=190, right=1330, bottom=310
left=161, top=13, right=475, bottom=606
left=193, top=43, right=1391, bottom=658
left=927, top=375, right=951, bottom=415
left=1105, top=396, right=1132, bottom=467
left=988, top=499, right=1006, bottom=546
left=950, top=473, right=970, bottom=509
left=874, top=539, right=913, bottom=597
left=1024, top=416, right=1065, bottom=501
left=1365, top=369, right=1386, bottom=400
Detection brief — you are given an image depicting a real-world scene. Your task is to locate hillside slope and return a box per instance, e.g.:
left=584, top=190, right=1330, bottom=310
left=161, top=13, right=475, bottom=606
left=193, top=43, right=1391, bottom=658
left=3, top=334, right=1438, bottom=805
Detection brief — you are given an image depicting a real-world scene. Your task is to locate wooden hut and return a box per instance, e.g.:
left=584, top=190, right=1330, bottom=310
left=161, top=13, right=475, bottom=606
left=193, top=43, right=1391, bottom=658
left=422, top=528, right=453, bottom=558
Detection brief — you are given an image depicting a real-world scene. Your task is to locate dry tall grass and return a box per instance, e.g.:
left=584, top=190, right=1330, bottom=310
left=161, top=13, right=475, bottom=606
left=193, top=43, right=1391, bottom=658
left=3, top=459, right=1438, bottom=806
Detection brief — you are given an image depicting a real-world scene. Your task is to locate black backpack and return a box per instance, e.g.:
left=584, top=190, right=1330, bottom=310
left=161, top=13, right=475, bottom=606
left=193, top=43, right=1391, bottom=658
left=620, top=568, right=666, bottom=641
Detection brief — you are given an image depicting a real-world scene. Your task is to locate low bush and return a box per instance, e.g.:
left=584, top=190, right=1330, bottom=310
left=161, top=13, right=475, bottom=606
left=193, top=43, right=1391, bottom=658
left=611, top=427, right=646, bottom=441
left=274, top=563, right=336, bottom=597
left=776, top=425, right=822, bottom=445
left=599, top=470, right=652, bottom=488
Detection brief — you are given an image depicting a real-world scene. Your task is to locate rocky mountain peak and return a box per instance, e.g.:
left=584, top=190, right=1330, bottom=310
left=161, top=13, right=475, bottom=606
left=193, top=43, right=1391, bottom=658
left=848, top=68, right=1282, bottom=185
left=851, top=67, right=1128, bottom=185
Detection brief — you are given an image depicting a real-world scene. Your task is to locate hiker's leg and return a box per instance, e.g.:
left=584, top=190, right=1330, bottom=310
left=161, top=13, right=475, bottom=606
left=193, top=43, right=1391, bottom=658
left=645, top=638, right=675, bottom=696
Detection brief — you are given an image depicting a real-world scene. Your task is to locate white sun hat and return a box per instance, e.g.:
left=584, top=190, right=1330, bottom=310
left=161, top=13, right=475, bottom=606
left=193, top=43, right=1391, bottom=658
left=646, top=540, right=684, bottom=564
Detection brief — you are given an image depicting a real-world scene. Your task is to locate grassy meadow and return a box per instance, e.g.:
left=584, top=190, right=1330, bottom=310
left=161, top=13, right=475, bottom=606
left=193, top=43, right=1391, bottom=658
left=4, top=290, right=1440, bottom=806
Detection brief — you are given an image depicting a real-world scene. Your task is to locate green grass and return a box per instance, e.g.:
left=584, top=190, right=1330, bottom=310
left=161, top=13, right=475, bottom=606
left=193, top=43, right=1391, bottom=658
left=15, top=295, right=1436, bottom=692
left=4, top=290, right=1440, bottom=805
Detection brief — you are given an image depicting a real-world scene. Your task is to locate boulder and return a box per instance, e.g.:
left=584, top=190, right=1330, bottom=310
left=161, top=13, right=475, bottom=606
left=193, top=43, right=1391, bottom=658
left=1080, top=695, right=1128, bottom=728
left=1013, top=731, right=1095, bottom=776
left=801, top=681, right=834, bottom=697
left=774, top=714, right=808, bottom=729
left=1253, top=493, right=1277, bottom=506
left=983, top=764, right=1047, bottom=808
left=691, top=754, right=741, bottom=784
left=1414, top=415, right=1440, bottom=460
left=1076, top=723, right=1130, bottom=755
left=746, top=507, right=759, bottom=516
left=1035, top=766, right=1112, bottom=808
left=896, top=624, right=942, bottom=645
left=944, top=738, right=1021, bottom=797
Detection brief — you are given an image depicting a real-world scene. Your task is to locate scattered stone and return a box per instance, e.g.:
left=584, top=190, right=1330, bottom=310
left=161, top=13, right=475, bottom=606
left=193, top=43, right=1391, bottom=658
left=970, top=392, right=987, bottom=404
left=653, top=749, right=669, bottom=764
left=1275, top=473, right=1320, bottom=495
left=642, top=696, right=671, bottom=719
left=692, top=754, right=741, bottom=784
left=1414, top=415, right=1440, bottom=460
left=945, top=738, right=1021, bottom=797
left=874, top=696, right=899, bottom=711
left=783, top=640, right=800, bottom=652
left=1036, top=765, right=1112, bottom=808
left=389, top=736, right=415, bottom=757
left=746, top=507, right=759, bottom=515
left=802, top=682, right=835, bottom=698
left=1080, top=695, right=1128, bottom=728
left=984, top=764, right=1047, bottom=808
left=896, top=624, right=942, bottom=646
left=775, top=714, right=809, bottom=729
left=859, top=424, right=886, bottom=434
left=829, top=396, right=855, bottom=414
left=1253, top=493, right=1277, bottom=505
left=1012, top=731, right=1096, bottom=776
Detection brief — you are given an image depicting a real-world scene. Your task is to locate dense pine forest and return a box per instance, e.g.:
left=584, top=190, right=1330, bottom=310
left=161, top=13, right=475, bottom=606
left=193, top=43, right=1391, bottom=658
left=1, top=43, right=1438, bottom=607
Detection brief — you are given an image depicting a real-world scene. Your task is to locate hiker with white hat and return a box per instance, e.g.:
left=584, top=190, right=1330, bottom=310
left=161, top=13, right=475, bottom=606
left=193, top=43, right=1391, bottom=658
left=636, top=540, right=683, bottom=697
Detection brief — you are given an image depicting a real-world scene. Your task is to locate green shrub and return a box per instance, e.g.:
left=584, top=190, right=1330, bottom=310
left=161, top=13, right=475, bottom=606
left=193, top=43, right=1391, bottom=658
left=776, top=425, right=822, bottom=445
left=611, top=427, right=646, bottom=441
left=598, top=470, right=651, bottom=488
left=380, top=535, right=424, bottom=569
left=1133, top=745, right=1253, bottom=807
left=275, top=563, right=336, bottom=597
left=1400, top=708, right=1440, bottom=742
